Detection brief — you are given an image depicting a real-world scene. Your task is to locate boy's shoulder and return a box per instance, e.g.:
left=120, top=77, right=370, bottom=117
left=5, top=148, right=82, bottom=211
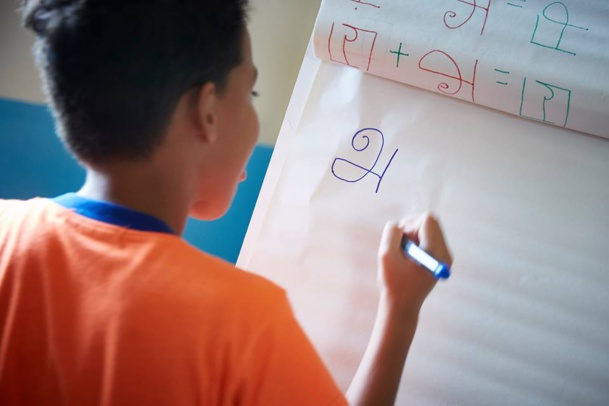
left=0, top=197, right=290, bottom=335
left=0, top=197, right=286, bottom=311
left=172, top=240, right=288, bottom=314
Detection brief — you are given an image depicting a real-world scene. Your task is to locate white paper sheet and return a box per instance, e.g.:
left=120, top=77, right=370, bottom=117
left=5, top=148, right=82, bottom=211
left=238, top=1, right=609, bottom=404
left=313, top=0, right=609, bottom=139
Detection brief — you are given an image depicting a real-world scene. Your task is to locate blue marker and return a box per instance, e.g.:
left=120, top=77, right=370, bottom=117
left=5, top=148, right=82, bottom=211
left=401, top=238, right=451, bottom=280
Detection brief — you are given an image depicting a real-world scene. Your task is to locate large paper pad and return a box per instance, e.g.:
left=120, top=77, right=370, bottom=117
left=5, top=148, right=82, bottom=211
left=239, top=1, right=609, bottom=405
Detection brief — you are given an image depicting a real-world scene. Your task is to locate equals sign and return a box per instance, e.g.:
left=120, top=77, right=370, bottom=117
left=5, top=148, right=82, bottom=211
left=495, top=68, right=510, bottom=85
left=507, top=0, right=526, bottom=8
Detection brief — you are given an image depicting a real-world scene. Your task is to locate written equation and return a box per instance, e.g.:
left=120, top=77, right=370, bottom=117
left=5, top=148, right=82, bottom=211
left=323, top=0, right=591, bottom=129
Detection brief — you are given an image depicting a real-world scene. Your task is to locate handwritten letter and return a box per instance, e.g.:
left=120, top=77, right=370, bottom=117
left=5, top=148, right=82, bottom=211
left=331, top=128, right=398, bottom=193
left=328, top=23, right=379, bottom=71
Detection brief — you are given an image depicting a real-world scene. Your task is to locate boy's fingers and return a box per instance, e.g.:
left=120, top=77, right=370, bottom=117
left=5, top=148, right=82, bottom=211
left=418, top=213, right=438, bottom=243
left=398, top=216, right=420, bottom=245
left=419, top=215, right=453, bottom=266
left=379, top=221, right=403, bottom=258
left=397, top=214, right=420, bottom=231
left=398, top=212, right=436, bottom=246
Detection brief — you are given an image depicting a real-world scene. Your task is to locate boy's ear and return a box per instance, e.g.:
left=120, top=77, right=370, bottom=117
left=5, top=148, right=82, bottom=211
left=193, top=82, right=219, bottom=144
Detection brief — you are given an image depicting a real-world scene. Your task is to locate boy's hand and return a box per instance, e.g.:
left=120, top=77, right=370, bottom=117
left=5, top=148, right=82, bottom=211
left=377, top=213, right=453, bottom=315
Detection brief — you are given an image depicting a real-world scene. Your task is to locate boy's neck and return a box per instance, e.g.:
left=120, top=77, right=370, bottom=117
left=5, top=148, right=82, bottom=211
left=78, top=161, right=192, bottom=235
left=75, top=90, right=219, bottom=236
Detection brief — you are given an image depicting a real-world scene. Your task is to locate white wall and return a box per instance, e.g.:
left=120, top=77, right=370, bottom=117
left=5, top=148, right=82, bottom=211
left=0, top=0, right=322, bottom=146
left=0, top=1, right=44, bottom=103
left=249, top=0, right=322, bottom=145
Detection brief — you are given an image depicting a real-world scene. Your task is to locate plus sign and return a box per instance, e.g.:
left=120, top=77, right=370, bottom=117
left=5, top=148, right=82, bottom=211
left=389, top=42, right=409, bottom=68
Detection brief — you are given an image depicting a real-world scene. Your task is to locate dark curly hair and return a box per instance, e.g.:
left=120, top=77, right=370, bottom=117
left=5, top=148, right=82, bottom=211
left=22, top=0, right=249, bottom=164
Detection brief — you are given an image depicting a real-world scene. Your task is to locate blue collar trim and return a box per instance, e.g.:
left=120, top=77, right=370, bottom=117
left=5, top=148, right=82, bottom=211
left=52, top=193, right=175, bottom=235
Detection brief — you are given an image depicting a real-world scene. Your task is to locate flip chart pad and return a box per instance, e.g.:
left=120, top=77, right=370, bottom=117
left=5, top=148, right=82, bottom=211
left=314, top=0, right=609, bottom=138
left=239, top=1, right=609, bottom=405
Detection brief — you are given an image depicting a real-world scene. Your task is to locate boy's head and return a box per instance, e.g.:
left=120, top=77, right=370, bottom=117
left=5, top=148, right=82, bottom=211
left=22, top=0, right=250, bottom=165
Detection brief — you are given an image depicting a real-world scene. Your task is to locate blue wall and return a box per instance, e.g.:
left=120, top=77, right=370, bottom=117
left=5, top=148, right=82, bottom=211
left=0, top=98, right=272, bottom=264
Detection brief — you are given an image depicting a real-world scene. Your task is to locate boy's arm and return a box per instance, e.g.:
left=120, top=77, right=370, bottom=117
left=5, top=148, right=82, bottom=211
left=347, top=214, right=453, bottom=406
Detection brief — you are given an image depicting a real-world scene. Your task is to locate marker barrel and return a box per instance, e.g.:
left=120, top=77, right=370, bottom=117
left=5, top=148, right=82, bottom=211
left=402, top=239, right=451, bottom=280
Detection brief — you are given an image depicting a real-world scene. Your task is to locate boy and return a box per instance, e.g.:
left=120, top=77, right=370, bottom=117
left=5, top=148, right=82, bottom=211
left=0, top=0, right=452, bottom=405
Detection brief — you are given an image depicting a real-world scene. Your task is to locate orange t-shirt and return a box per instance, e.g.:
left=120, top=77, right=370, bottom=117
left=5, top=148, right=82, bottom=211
left=0, top=198, right=347, bottom=406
